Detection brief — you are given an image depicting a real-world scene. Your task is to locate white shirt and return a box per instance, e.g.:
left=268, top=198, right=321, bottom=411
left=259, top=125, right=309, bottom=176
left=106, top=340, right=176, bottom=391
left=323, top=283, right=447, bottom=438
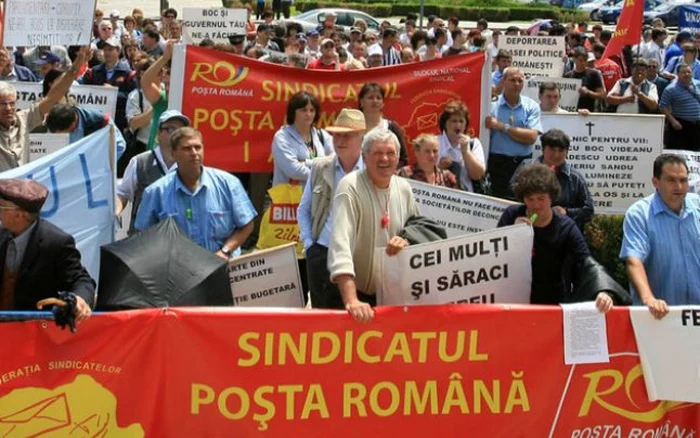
left=608, top=78, right=658, bottom=114
left=437, top=133, right=485, bottom=192
left=117, top=147, right=175, bottom=200
left=125, top=88, right=153, bottom=144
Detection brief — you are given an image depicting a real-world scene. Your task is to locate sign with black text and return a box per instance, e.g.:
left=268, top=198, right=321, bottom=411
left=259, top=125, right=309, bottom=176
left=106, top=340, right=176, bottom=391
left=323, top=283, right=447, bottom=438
left=13, top=83, right=118, bottom=118
left=500, top=36, right=566, bottom=78
left=536, top=114, right=664, bottom=214
left=183, top=8, right=247, bottom=45
left=524, top=76, right=582, bottom=113
left=406, top=179, right=515, bottom=236
left=3, top=0, right=94, bottom=46
left=228, top=243, right=304, bottom=308
left=379, top=224, right=533, bottom=306
left=28, top=134, right=70, bottom=161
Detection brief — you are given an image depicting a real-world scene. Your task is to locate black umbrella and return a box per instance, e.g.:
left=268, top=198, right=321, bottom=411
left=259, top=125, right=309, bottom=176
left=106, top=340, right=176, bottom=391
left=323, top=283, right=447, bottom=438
left=96, top=217, right=232, bottom=310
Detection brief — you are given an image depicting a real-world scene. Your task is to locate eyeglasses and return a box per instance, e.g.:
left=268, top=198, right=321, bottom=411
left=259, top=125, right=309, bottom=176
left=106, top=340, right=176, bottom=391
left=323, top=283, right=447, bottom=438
left=0, top=101, right=17, bottom=108
left=166, top=15, right=176, bottom=19
left=159, top=126, right=178, bottom=133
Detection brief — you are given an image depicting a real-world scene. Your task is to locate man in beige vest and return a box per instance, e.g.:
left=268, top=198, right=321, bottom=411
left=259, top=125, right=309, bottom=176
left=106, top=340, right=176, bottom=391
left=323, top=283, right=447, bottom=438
left=298, top=108, right=366, bottom=309
left=328, top=128, right=419, bottom=322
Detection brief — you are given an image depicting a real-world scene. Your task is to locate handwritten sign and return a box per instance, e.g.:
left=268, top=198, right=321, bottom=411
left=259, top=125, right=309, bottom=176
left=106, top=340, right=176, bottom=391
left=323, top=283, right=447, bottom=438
left=3, top=0, right=94, bottom=46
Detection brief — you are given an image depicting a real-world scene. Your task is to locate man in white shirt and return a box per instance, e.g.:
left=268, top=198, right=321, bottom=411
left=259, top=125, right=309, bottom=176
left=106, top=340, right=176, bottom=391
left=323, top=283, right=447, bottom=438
left=607, top=59, right=659, bottom=114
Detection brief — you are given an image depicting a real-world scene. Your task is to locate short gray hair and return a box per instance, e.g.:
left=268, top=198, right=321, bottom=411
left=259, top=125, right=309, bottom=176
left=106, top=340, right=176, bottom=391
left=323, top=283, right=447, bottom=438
left=361, top=128, right=400, bottom=155
left=0, top=82, right=16, bottom=99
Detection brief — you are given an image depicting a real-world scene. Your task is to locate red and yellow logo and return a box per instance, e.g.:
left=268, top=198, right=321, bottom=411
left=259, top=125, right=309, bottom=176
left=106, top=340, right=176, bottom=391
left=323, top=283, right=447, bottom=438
left=190, top=62, right=249, bottom=87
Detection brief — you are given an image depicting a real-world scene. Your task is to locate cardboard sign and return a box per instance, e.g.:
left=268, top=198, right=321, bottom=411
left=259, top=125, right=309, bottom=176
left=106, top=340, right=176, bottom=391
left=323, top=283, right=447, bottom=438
left=630, top=307, right=700, bottom=403
left=524, top=76, right=582, bottom=113
left=2, top=0, right=95, bottom=46
left=228, top=243, right=304, bottom=308
left=182, top=8, right=247, bottom=45
left=500, top=36, right=566, bottom=78
left=536, top=114, right=665, bottom=214
left=28, top=134, right=70, bottom=161
left=379, top=224, right=533, bottom=306
left=13, top=83, right=118, bottom=118
left=406, top=179, right=515, bottom=237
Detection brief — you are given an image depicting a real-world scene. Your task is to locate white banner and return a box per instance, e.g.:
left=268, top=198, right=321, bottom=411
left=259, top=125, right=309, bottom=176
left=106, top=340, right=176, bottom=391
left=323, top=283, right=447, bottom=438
left=29, top=134, right=70, bottom=162
left=406, top=179, right=515, bottom=237
left=183, top=8, right=247, bottom=45
left=500, top=36, right=566, bottom=78
left=523, top=77, right=582, bottom=113
left=630, top=306, right=700, bottom=403
left=379, top=224, right=533, bottom=306
left=13, top=83, right=118, bottom=118
left=0, top=127, right=115, bottom=281
left=536, top=114, right=665, bottom=214
left=228, top=243, right=304, bottom=308
left=2, top=0, right=95, bottom=46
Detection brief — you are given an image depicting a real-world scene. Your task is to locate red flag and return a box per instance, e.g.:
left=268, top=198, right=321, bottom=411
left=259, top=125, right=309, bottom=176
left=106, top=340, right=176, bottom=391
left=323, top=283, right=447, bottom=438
left=602, top=0, right=644, bottom=59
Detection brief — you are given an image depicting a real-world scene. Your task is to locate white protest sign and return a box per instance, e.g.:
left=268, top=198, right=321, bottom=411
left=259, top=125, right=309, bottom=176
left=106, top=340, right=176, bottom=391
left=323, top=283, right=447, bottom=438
left=668, top=149, right=700, bottom=194
left=13, top=83, right=118, bottom=118
left=500, top=35, right=566, bottom=78
left=228, top=243, right=304, bottom=308
left=406, top=179, right=515, bottom=237
left=535, top=114, right=664, bottom=214
left=630, top=307, right=700, bottom=403
left=379, top=224, right=532, bottom=306
left=28, top=134, right=70, bottom=161
left=3, top=0, right=94, bottom=46
left=183, top=8, right=247, bottom=45
left=523, top=77, right=582, bottom=113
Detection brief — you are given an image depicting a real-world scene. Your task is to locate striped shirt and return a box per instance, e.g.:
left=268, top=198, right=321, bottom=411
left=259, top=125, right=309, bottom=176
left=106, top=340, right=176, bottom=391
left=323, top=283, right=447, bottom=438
left=620, top=192, right=700, bottom=305
left=382, top=46, right=402, bottom=66
left=659, top=79, right=700, bottom=122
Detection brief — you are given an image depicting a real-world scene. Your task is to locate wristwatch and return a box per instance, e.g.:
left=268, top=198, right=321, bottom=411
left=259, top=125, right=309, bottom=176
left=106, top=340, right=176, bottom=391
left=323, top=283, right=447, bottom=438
left=221, top=245, right=232, bottom=256
left=503, top=123, right=511, bottom=132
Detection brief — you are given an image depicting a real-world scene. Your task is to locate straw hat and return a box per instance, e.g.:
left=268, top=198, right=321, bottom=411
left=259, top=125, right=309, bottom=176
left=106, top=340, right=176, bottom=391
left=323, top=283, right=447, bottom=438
left=325, top=109, right=366, bottom=133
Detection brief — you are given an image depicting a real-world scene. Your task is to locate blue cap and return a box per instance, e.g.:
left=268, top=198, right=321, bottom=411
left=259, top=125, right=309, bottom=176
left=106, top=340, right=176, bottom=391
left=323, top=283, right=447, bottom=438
left=159, top=109, right=191, bottom=127
left=306, top=29, right=319, bottom=37
left=35, top=51, right=61, bottom=65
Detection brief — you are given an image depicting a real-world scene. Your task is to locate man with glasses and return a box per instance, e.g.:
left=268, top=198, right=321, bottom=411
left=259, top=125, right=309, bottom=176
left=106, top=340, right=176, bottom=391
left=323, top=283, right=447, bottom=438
left=117, top=110, right=189, bottom=235
left=0, top=178, right=95, bottom=316
left=91, top=20, right=115, bottom=50
left=647, top=58, right=669, bottom=99
left=298, top=109, right=366, bottom=309
left=0, top=46, right=90, bottom=172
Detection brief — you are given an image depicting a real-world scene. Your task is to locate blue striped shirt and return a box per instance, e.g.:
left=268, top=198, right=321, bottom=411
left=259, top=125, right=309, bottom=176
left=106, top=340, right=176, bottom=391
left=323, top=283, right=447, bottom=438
left=489, top=94, right=542, bottom=157
left=620, top=192, right=700, bottom=305
left=663, top=57, right=700, bottom=80
left=659, top=79, right=700, bottom=122
left=134, top=167, right=257, bottom=256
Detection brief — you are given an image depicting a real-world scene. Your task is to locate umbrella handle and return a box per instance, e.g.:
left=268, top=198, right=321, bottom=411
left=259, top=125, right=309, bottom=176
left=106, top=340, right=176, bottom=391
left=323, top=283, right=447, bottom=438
left=36, top=298, right=67, bottom=310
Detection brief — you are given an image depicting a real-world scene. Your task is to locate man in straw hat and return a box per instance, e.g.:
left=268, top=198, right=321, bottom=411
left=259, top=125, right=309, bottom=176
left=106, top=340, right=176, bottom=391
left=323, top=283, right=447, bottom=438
left=328, top=126, right=419, bottom=322
left=0, top=179, right=95, bottom=319
left=298, top=109, right=366, bottom=309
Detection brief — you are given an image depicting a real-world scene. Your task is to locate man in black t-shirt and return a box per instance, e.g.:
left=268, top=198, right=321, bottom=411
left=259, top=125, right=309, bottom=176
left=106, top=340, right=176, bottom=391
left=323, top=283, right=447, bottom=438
left=564, top=48, right=605, bottom=112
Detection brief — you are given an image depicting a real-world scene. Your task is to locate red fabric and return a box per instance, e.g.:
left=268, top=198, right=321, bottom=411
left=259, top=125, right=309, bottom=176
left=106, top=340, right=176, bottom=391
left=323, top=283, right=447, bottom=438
left=306, top=58, right=346, bottom=71
left=602, top=0, right=644, bottom=60
left=0, top=307, right=697, bottom=436
left=596, top=57, right=624, bottom=91
left=179, top=47, right=485, bottom=172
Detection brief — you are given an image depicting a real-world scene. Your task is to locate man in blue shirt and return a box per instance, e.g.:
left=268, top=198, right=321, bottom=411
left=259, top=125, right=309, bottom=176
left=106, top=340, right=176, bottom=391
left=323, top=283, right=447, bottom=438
left=490, top=49, right=512, bottom=98
left=659, top=64, right=700, bottom=151
left=485, top=67, right=542, bottom=200
left=135, top=127, right=257, bottom=259
left=620, top=154, right=700, bottom=319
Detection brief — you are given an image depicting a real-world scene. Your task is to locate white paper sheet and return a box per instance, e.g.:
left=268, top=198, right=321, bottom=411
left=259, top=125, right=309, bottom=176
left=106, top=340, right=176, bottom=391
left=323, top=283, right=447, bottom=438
left=561, top=302, right=610, bottom=365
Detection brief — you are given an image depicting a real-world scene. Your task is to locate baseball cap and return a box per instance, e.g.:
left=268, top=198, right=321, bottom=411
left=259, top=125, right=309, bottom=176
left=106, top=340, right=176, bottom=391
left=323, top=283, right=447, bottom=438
left=159, top=109, right=191, bottom=127
left=306, top=29, right=319, bottom=37
left=110, top=9, right=120, bottom=18
left=350, top=27, right=362, bottom=35
left=35, top=51, right=61, bottom=65
left=320, top=38, right=335, bottom=47
left=103, top=36, right=122, bottom=49
left=367, top=43, right=383, bottom=57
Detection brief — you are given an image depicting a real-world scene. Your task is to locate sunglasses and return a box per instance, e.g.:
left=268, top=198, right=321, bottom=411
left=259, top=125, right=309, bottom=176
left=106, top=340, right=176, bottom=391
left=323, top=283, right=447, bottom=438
left=159, top=126, right=178, bottom=133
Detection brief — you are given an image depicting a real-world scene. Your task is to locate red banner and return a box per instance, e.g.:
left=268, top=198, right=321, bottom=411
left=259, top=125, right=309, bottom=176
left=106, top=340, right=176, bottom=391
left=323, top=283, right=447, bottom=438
left=0, top=306, right=697, bottom=437
left=176, top=47, right=487, bottom=172
left=603, top=0, right=644, bottom=60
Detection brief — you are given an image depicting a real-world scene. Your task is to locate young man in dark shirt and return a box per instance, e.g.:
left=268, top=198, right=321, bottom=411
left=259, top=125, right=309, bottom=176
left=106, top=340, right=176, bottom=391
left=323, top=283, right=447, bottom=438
left=564, top=47, right=605, bottom=112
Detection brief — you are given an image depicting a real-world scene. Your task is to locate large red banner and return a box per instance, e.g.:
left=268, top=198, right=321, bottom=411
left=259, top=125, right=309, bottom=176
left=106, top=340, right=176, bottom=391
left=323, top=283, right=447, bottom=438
left=0, top=306, right=697, bottom=437
left=176, top=47, right=487, bottom=172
